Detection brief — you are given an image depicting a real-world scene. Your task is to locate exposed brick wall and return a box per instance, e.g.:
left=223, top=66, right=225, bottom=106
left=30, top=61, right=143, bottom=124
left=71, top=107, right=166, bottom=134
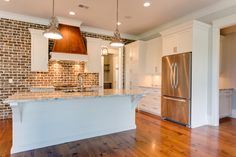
left=0, top=18, right=133, bottom=120
left=29, top=61, right=98, bottom=87
left=81, top=32, right=134, bottom=45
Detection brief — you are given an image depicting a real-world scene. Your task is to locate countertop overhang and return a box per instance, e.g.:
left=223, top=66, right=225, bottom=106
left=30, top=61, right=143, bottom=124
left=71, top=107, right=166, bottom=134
left=4, top=89, right=144, bottom=104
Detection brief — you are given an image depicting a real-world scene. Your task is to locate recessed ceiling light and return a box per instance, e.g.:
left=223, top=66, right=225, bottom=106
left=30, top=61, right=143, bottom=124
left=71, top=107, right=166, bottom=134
left=117, top=22, right=121, bottom=26
left=143, top=2, right=151, bottom=7
left=4, top=0, right=10, bottom=2
left=69, top=11, right=76, bottom=16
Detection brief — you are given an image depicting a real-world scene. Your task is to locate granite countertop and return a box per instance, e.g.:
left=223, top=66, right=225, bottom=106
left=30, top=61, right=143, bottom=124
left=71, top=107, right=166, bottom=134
left=4, top=89, right=144, bottom=103
left=219, top=88, right=234, bottom=91
left=137, top=85, right=161, bottom=89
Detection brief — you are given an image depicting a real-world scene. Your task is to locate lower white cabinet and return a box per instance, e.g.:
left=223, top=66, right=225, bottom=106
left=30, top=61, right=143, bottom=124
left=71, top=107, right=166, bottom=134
left=137, top=87, right=161, bottom=116
left=219, top=89, right=233, bottom=118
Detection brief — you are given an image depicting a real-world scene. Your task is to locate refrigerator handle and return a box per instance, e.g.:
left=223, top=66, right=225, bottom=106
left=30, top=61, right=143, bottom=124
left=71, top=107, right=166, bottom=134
left=170, top=63, right=174, bottom=89
left=174, top=63, right=179, bottom=89
left=163, top=96, right=186, bottom=102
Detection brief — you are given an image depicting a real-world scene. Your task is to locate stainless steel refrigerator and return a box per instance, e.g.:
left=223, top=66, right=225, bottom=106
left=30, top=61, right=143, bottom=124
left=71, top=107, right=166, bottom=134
left=161, top=52, right=192, bottom=127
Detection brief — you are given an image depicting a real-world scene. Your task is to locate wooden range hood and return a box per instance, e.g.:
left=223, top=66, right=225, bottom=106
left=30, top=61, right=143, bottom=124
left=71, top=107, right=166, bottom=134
left=52, top=24, right=87, bottom=55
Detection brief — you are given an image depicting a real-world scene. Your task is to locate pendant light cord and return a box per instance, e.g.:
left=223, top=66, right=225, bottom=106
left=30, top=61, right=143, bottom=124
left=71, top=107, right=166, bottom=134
left=52, top=0, right=55, bottom=17
left=116, top=0, right=118, bottom=30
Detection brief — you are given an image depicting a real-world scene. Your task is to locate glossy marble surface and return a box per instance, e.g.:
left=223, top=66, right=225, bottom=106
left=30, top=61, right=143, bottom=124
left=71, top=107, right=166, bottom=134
left=4, top=89, right=144, bottom=103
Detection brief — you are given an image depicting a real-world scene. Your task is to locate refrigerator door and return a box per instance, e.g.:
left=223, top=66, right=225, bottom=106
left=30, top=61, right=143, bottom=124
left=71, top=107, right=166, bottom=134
left=173, top=52, right=191, bottom=99
left=161, top=96, right=190, bottom=125
left=162, top=55, right=175, bottom=97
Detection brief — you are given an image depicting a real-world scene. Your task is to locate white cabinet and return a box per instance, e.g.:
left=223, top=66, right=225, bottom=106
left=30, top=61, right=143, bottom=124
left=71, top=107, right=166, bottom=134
left=138, top=87, right=161, bottom=116
left=145, top=37, right=162, bottom=75
left=85, top=37, right=104, bottom=87
left=177, top=29, right=192, bottom=53
left=162, top=34, right=178, bottom=55
left=125, top=41, right=145, bottom=89
left=219, top=89, right=233, bottom=118
left=161, top=26, right=192, bottom=56
left=29, top=29, right=48, bottom=72
left=85, top=37, right=103, bottom=73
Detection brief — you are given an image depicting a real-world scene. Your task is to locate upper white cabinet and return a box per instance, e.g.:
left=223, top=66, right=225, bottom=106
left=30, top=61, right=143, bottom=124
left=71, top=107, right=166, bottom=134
left=85, top=37, right=103, bottom=73
left=125, top=41, right=146, bottom=89
left=177, top=29, right=192, bottom=53
left=161, top=23, right=193, bottom=56
left=29, top=29, right=48, bottom=72
left=162, top=34, right=178, bottom=55
left=145, top=37, right=162, bottom=75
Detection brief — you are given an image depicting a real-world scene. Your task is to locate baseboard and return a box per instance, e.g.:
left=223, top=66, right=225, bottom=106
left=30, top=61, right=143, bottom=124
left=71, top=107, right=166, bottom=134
left=231, top=109, right=236, bottom=118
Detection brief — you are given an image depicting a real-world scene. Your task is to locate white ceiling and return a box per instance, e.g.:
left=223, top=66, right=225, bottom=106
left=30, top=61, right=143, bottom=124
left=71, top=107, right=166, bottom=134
left=0, top=0, right=222, bottom=35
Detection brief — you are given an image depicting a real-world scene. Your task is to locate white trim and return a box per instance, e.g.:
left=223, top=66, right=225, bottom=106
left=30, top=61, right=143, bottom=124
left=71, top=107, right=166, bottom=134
left=160, top=20, right=210, bottom=36
left=211, top=13, right=236, bottom=126
left=0, top=10, right=83, bottom=27
left=57, top=17, right=82, bottom=27
left=50, top=52, right=88, bottom=62
left=138, top=0, right=236, bottom=40
left=80, top=25, right=139, bottom=40
left=231, top=109, right=236, bottom=118
left=0, top=10, right=49, bottom=25
left=0, top=10, right=136, bottom=40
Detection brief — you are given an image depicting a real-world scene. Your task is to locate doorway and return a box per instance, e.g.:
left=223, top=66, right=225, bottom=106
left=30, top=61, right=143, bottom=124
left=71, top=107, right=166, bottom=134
left=219, top=25, right=236, bottom=120
left=101, top=47, right=123, bottom=90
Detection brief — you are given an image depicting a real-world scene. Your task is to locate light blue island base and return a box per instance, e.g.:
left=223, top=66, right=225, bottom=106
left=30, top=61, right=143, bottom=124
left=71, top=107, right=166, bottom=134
left=5, top=90, right=143, bottom=154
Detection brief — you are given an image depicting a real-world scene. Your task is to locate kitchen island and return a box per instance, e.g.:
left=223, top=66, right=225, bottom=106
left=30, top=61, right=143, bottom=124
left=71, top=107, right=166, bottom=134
left=5, top=89, right=144, bottom=154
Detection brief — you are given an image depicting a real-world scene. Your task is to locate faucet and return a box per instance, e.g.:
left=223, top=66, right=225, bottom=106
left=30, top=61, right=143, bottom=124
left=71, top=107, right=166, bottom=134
left=78, top=75, right=84, bottom=91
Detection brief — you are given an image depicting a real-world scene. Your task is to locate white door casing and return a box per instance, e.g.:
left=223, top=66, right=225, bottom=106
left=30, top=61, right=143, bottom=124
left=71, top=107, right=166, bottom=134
left=211, top=13, right=236, bottom=126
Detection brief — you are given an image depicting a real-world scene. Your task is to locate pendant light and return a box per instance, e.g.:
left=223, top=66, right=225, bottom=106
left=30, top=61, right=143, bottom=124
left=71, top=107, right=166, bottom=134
left=110, top=0, right=124, bottom=47
left=43, top=0, right=63, bottom=40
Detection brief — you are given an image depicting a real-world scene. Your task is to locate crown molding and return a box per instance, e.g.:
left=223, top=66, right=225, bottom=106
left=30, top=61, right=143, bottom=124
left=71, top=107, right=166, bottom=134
left=0, top=10, right=137, bottom=40
left=80, top=25, right=139, bottom=40
left=137, top=0, right=236, bottom=40
left=0, top=10, right=49, bottom=25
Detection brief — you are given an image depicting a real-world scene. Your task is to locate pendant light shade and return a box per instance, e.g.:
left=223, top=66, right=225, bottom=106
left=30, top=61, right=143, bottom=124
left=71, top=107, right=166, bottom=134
left=43, top=0, right=63, bottom=40
left=110, top=0, right=124, bottom=47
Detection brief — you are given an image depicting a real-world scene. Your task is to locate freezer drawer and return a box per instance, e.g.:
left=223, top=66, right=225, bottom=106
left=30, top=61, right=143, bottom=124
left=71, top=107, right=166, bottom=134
left=161, top=96, right=190, bottom=125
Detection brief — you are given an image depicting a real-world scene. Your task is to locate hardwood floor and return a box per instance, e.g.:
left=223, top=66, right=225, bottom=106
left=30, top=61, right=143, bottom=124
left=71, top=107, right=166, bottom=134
left=1, top=112, right=236, bottom=157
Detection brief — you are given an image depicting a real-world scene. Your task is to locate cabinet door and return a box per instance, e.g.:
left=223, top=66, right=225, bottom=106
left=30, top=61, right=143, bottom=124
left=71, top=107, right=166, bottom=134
left=125, top=41, right=144, bottom=89
left=85, top=38, right=102, bottom=73
left=177, top=29, right=192, bottom=52
left=29, top=29, right=48, bottom=72
left=145, top=37, right=162, bottom=75
left=162, top=34, right=178, bottom=56
left=219, top=90, right=233, bottom=118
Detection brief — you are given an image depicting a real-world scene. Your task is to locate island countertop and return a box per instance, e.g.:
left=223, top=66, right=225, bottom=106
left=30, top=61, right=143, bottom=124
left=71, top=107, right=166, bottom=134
left=4, top=89, right=144, bottom=103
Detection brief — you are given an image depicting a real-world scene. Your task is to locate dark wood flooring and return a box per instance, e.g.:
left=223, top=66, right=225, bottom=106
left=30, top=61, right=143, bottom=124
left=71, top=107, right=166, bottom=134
left=0, top=112, right=236, bottom=157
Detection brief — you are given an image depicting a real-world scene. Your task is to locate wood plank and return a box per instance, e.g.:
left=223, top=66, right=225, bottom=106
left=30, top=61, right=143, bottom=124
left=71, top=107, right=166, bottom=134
left=0, top=113, right=236, bottom=157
